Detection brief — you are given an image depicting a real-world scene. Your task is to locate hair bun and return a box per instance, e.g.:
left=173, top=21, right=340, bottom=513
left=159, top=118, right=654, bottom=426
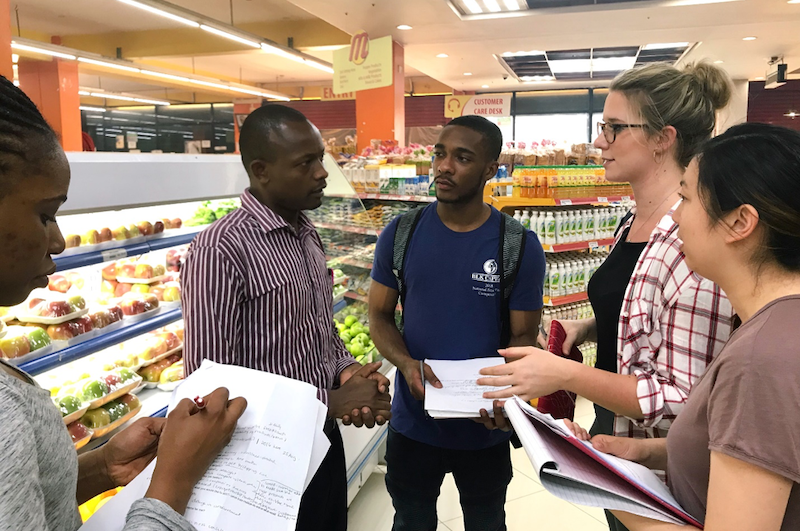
left=683, top=62, right=733, bottom=111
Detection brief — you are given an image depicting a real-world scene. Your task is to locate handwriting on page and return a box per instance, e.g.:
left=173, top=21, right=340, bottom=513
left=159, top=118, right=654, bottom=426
left=425, top=358, right=508, bottom=416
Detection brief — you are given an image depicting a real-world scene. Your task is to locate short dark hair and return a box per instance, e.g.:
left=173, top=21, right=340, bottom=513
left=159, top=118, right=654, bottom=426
left=239, top=104, right=310, bottom=170
left=697, top=122, right=800, bottom=272
left=446, top=115, right=503, bottom=161
left=0, top=75, right=59, bottom=189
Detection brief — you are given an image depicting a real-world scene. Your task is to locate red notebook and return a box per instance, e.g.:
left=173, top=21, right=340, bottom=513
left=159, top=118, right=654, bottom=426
left=536, top=320, right=583, bottom=420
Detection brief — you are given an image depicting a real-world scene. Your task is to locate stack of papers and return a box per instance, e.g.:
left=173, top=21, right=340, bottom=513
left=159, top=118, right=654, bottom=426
left=505, top=396, right=702, bottom=528
left=80, top=360, right=330, bottom=531
left=423, top=358, right=508, bottom=419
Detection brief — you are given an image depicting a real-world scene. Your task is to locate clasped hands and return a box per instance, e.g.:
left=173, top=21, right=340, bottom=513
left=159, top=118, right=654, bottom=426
left=332, top=361, right=392, bottom=428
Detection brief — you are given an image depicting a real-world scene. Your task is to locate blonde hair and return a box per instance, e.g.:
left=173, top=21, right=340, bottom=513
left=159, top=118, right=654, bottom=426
left=610, top=62, right=732, bottom=167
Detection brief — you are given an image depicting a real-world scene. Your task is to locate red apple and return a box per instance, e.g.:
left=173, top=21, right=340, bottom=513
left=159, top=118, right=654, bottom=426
left=158, top=332, right=180, bottom=351
left=137, top=221, right=154, bottom=237
left=119, top=394, right=140, bottom=410
left=101, top=279, right=118, bottom=294
left=120, top=264, right=136, bottom=278
left=73, top=316, right=94, bottom=335
left=65, top=272, right=84, bottom=290
left=149, top=284, right=165, bottom=301
left=67, top=421, right=91, bottom=443
left=101, top=263, right=118, bottom=281
left=46, top=323, right=75, bottom=341
left=134, top=264, right=154, bottom=279
left=149, top=336, right=168, bottom=356
left=89, top=309, right=111, bottom=329
left=64, top=235, right=81, bottom=249
left=153, top=221, right=165, bottom=234
left=45, top=301, right=71, bottom=318
left=161, top=218, right=173, bottom=230
left=141, top=294, right=159, bottom=312
left=83, top=230, right=99, bottom=245
left=115, top=283, right=133, bottom=298
left=98, top=228, right=112, bottom=243
left=171, top=218, right=182, bottom=229
left=102, top=373, right=121, bottom=389
left=107, top=306, right=123, bottom=323
left=120, top=299, right=146, bottom=316
left=48, top=274, right=71, bottom=293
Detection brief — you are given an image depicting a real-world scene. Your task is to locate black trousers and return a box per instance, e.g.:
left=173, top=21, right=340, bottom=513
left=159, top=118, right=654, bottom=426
left=295, top=420, right=347, bottom=531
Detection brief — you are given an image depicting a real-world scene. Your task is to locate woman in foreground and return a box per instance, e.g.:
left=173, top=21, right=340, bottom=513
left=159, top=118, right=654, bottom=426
left=0, top=75, right=246, bottom=530
left=571, top=122, right=800, bottom=530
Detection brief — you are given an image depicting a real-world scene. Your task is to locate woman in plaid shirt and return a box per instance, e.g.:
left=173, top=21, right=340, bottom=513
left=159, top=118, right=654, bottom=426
left=479, top=62, right=735, bottom=528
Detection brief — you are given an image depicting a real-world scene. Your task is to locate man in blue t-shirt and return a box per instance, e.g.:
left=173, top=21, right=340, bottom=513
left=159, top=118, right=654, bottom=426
left=369, top=116, right=546, bottom=531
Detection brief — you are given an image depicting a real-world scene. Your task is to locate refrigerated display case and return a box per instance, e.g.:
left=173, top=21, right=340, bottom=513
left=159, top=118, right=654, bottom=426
left=17, top=152, right=392, bottom=507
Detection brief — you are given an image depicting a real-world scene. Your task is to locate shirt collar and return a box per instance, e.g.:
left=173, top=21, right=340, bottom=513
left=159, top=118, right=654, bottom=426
left=241, top=189, right=315, bottom=236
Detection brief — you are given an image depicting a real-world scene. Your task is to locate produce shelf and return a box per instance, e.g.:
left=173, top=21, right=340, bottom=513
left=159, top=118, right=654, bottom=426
left=19, top=308, right=183, bottom=376
left=54, top=228, right=206, bottom=272
left=358, top=193, right=435, bottom=202
left=543, top=292, right=589, bottom=307
left=335, top=256, right=374, bottom=270
left=315, top=222, right=381, bottom=236
left=487, top=186, right=633, bottom=209
left=344, top=291, right=369, bottom=303
left=333, top=299, right=348, bottom=314
left=542, top=239, right=615, bottom=253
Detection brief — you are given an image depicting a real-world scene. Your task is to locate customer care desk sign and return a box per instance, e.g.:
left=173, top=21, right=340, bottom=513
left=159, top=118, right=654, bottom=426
left=333, top=32, right=393, bottom=94
left=445, top=94, right=512, bottom=118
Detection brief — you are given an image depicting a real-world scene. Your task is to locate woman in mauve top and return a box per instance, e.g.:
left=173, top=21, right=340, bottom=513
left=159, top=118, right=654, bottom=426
left=0, top=75, right=246, bottom=530
left=572, top=123, right=800, bottom=531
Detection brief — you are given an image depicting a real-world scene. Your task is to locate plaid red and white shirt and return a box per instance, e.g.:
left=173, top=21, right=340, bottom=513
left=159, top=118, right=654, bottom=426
left=613, top=203, right=734, bottom=439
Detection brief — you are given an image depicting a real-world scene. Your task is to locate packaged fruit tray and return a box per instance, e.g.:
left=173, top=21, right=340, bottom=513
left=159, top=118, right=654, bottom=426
left=62, top=405, right=90, bottom=425
left=115, top=275, right=168, bottom=285
left=139, top=344, right=183, bottom=369
left=86, top=377, right=143, bottom=410
left=16, top=307, right=89, bottom=325
left=72, top=430, right=94, bottom=450
left=157, top=380, right=182, bottom=392
left=90, top=405, right=142, bottom=439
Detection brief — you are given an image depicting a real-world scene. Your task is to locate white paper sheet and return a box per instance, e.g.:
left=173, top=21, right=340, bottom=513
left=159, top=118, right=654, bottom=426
left=423, top=358, right=508, bottom=418
left=81, top=360, right=330, bottom=531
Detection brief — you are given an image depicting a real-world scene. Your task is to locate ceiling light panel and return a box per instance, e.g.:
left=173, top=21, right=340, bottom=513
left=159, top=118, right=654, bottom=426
left=116, top=0, right=199, bottom=27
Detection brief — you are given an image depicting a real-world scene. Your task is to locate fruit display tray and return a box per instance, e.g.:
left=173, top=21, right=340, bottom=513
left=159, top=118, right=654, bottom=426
left=91, top=405, right=142, bottom=439
left=87, top=378, right=143, bottom=409
left=62, top=405, right=90, bottom=425
left=73, top=432, right=94, bottom=451
left=16, top=308, right=89, bottom=325
left=157, top=380, right=182, bottom=392
left=138, top=344, right=183, bottom=369
left=115, top=275, right=168, bottom=285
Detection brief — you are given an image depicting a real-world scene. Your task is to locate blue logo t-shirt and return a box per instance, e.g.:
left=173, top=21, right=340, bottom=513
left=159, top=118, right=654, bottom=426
left=371, top=203, right=545, bottom=450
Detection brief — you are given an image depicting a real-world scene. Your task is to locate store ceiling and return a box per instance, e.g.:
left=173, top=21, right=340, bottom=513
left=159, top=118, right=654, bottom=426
left=10, top=0, right=800, bottom=100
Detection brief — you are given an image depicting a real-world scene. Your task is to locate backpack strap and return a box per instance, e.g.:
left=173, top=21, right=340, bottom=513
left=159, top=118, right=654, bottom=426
left=498, top=212, right=527, bottom=347
left=391, top=206, right=425, bottom=332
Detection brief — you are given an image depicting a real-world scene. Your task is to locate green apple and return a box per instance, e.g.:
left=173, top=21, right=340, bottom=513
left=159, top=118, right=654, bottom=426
left=345, top=343, right=355, bottom=355
left=336, top=323, right=346, bottom=333
left=355, top=355, right=365, bottom=364
left=117, top=368, right=136, bottom=383
left=81, top=379, right=110, bottom=401
left=355, top=333, right=370, bottom=345
left=81, top=408, right=111, bottom=429
left=102, top=400, right=130, bottom=422
left=362, top=326, right=370, bottom=335
left=27, top=328, right=51, bottom=351
left=344, top=315, right=358, bottom=327
left=130, top=284, right=150, bottom=294
left=57, top=395, right=83, bottom=416
left=339, top=331, right=352, bottom=343
left=349, top=323, right=365, bottom=336
left=349, top=343, right=365, bottom=357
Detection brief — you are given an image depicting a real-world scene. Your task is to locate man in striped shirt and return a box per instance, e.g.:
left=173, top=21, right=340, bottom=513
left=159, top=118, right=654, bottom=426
left=182, top=104, right=391, bottom=531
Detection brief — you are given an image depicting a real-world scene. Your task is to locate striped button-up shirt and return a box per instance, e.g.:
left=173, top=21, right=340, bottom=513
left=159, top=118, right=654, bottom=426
left=181, top=189, right=357, bottom=404
left=613, top=203, right=734, bottom=439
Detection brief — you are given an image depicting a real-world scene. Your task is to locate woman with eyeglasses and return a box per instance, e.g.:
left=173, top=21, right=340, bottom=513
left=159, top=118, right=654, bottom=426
left=478, top=62, right=735, bottom=531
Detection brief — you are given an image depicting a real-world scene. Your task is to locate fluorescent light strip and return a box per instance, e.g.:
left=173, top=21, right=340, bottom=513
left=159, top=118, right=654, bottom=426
left=261, top=43, right=305, bottom=64
left=502, top=0, right=521, bottom=9
left=79, top=106, right=106, bottom=112
left=87, top=91, right=171, bottom=106
left=200, top=25, right=261, bottom=48
left=11, top=42, right=76, bottom=60
left=463, top=0, right=483, bottom=13
left=484, top=0, right=502, bottom=12
left=305, top=59, right=335, bottom=74
left=548, top=59, right=592, bottom=74
left=592, top=56, right=637, bottom=72
left=643, top=42, right=690, bottom=50
left=78, top=57, right=141, bottom=73
left=141, top=68, right=289, bottom=100
left=116, top=0, right=199, bottom=27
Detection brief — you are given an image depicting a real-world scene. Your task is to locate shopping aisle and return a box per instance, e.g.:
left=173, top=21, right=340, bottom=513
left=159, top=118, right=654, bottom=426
left=348, top=397, right=607, bottom=531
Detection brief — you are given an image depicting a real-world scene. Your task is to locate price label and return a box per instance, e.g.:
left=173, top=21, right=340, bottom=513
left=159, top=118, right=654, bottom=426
left=622, top=196, right=631, bottom=201
left=597, top=197, right=608, bottom=203
left=560, top=199, right=573, bottom=206
left=589, top=241, right=599, bottom=249
left=101, top=248, right=128, bottom=262
left=399, top=196, right=412, bottom=201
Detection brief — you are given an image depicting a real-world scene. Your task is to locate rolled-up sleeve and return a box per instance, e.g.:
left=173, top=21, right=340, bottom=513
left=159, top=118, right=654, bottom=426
left=123, top=498, right=196, bottom=531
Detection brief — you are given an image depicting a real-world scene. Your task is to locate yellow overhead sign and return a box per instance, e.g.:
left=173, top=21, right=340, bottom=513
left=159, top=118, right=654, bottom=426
left=333, top=32, right=393, bottom=94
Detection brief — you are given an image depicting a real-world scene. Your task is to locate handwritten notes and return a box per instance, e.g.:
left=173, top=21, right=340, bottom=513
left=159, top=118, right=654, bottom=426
left=424, top=358, right=508, bottom=419
left=81, top=361, right=329, bottom=531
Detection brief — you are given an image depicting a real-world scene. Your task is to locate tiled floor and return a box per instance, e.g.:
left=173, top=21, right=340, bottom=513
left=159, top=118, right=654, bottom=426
left=348, top=397, right=607, bottom=531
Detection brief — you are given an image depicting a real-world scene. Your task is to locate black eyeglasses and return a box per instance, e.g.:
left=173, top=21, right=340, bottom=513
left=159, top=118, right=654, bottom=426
left=597, top=122, right=647, bottom=144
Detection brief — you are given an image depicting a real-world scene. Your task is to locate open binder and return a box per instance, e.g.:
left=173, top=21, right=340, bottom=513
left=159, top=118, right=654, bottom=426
left=505, top=396, right=703, bottom=528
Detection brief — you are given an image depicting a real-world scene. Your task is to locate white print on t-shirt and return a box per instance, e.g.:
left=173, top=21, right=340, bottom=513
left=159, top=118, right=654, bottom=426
left=471, top=259, right=500, bottom=284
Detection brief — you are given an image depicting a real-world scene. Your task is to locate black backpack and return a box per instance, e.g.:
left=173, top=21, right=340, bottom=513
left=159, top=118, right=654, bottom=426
left=390, top=204, right=527, bottom=347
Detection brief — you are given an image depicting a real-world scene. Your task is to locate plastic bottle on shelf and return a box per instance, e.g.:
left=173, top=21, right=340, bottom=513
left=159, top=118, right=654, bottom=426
left=583, top=258, right=592, bottom=290
left=607, top=208, right=618, bottom=238
left=554, top=212, right=565, bottom=245
left=593, top=208, right=602, bottom=240
left=549, top=263, right=561, bottom=298
left=575, top=210, right=584, bottom=242
left=520, top=209, right=531, bottom=230
left=513, top=210, right=522, bottom=223
left=544, top=211, right=556, bottom=246
left=564, top=262, right=573, bottom=295
left=529, top=210, right=539, bottom=237
left=538, top=210, right=548, bottom=242
left=565, top=211, right=574, bottom=243
left=556, top=263, right=567, bottom=297
left=544, top=263, right=550, bottom=297
left=574, top=260, right=585, bottom=293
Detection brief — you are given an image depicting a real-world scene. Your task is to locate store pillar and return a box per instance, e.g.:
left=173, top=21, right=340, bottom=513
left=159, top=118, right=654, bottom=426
left=18, top=55, right=82, bottom=151
left=355, top=41, right=405, bottom=153
left=0, top=0, right=11, bottom=81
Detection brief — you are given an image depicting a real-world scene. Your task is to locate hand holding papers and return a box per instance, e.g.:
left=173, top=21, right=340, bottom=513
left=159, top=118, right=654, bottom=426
left=81, top=361, right=330, bottom=531
left=423, top=358, right=510, bottom=419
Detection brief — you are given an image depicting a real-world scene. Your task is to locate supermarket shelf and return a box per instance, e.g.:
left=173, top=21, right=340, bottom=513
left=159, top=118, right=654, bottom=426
left=335, top=256, right=374, bottom=270
left=543, top=292, right=589, bottom=307
left=344, top=291, right=368, bottom=304
left=333, top=298, right=347, bottom=314
left=20, top=307, right=183, bottom=376
left=315, top=222, right=381, bottom=236
left=54, top=229, right=205, bottom=271
left=359, top=193, right=435, bottom=202
left=487, top=186, right=633, bottom=208
left=542, top=239, right=614, bottom=253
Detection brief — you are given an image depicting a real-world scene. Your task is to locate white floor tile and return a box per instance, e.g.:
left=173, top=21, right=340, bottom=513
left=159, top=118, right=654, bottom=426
left=347, top=472, right=394, bottom=531
left=574, top=396, right=595, bottom=419
left=444, top=490, right=610, bottom=531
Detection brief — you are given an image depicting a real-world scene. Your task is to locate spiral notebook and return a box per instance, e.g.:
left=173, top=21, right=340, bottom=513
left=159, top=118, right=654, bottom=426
left=505, top=396, right=703, bottom=528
